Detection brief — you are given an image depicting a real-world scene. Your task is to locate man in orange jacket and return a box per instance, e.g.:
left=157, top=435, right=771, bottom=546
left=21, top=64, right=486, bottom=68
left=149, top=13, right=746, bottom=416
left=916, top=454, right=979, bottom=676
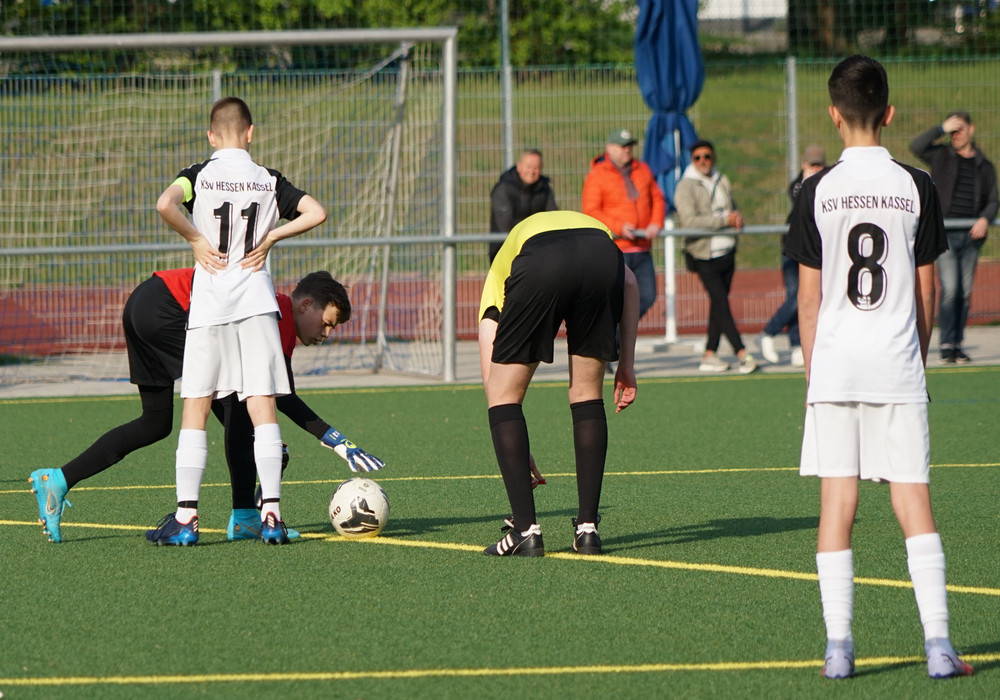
left=582, top=128, right=666, bottom=320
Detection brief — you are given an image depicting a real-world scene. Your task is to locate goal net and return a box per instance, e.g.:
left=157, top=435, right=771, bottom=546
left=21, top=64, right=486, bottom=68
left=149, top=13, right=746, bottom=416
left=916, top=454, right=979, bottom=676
left=0, top=29, right=456, bottom=392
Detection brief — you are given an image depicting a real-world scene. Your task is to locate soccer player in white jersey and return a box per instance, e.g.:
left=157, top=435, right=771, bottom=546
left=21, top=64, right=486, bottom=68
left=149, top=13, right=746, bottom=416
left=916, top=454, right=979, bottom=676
left=148, top=97, right=327, bottom=546
left=784, top=56, right=973, bottom=680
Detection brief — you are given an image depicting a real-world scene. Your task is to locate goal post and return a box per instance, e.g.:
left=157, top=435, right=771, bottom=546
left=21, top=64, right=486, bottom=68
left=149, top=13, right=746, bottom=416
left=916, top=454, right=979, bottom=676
left=0, top=28, right=458, bottom=390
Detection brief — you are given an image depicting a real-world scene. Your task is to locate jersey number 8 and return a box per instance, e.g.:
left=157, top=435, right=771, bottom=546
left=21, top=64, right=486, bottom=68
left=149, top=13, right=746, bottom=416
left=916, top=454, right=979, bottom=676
left=847, top=223, right=887, bottom=311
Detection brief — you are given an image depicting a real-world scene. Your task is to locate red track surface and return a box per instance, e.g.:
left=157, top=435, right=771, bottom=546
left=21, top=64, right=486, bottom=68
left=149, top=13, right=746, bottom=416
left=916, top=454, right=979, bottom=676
left=4, top=262, right=1000, bottom=354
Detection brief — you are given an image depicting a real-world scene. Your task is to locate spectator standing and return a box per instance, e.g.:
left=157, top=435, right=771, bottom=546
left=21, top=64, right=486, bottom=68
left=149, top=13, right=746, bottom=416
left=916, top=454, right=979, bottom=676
left=488, top=148, right=558, bottom=263
left=674, top=139, right=757, bottom=374
left=910, top=111, right=998, bottom=364
left=760, top=144, right=827, bottom=367
left=582, top=128, right=666, bottom=320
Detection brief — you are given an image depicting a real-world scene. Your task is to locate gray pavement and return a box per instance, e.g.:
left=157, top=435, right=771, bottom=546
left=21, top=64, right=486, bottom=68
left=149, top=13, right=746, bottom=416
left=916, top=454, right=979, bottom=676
left=3, top=325, right=999, bottom=399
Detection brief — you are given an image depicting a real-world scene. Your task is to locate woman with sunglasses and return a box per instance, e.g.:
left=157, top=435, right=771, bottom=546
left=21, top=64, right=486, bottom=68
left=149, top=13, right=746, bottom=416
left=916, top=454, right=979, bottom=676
left=674, top=139, right=758, bottom=374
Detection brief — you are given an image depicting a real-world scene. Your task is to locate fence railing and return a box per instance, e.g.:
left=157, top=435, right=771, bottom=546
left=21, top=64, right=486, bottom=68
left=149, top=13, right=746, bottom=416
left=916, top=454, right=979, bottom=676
left=3, top=217, right=992, bottom=384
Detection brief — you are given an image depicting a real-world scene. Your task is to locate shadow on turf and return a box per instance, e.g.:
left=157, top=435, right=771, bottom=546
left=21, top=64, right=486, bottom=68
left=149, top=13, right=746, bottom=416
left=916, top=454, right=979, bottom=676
left=292, top=508, right=581, bottom=539
left=848, top=639, right=1000, bottom=678
left=962, top=639, right=1000, bottom=673
left=604, top=515, right=817, bottom=551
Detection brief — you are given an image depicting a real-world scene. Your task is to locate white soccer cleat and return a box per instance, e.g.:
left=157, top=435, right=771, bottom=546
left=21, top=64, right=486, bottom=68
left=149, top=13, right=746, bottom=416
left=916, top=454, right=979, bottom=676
left=737, top=353, right=758, bottom=374
left=925, top=639, right=973, bottom=679
left=759, top=334, right=779, bottom=364
left=698, top=354, right=729, bottom=373
left=821, top=639, right=855, bottom=679
left=790, top=345, right=805, bottom=367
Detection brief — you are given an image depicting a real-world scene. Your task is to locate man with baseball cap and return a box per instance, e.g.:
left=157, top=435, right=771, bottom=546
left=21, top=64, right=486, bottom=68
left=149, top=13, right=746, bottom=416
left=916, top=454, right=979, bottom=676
left=582, top=128, right=666, bottom=321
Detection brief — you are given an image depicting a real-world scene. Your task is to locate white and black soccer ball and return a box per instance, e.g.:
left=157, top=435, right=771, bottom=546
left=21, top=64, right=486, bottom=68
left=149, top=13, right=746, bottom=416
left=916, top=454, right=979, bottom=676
left=329, top=478, right=389, bottom=538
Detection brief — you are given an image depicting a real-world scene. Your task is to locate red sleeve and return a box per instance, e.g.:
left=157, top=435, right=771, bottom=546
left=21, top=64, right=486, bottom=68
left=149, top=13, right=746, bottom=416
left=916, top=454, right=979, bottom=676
left=153, top=268, right=195, bottom=311
left=276, top=294, right=297, bottom=358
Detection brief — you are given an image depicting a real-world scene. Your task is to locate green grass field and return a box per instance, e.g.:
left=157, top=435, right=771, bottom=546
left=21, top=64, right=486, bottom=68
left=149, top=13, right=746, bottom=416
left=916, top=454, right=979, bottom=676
left=2, top=368, right=999, bottom=698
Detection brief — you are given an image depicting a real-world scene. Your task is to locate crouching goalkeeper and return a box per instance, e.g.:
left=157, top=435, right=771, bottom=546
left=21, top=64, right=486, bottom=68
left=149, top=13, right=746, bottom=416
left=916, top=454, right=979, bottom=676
left=29, top=269, right=384, bottom=544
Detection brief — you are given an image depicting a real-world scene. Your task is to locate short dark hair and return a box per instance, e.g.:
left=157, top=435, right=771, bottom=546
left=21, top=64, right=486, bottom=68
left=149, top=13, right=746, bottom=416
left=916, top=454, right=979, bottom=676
left=828, top=55, right=889, bottom=131
left=947, top=110, right=973, bottom=125
left=690, top=139, right=714, bottom=154
left=210, top=96, right=253, bottom=134
left=292, top=271, right=351, bottom=323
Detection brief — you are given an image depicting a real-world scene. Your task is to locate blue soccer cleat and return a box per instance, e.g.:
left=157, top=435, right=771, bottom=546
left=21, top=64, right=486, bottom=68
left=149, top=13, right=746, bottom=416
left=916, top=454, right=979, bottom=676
left=821, top=639, right=855, bottom=679
left=926, top=638, right=974, bottom=679
left=229, top=509, right=299, bottom=541
left=261, top=512, right=291, bottom=545
left=145, top=513, right=199, bottom=546
left=228, top=508, right=263, bottom=540
left=29, top=468, right=71, bottom=543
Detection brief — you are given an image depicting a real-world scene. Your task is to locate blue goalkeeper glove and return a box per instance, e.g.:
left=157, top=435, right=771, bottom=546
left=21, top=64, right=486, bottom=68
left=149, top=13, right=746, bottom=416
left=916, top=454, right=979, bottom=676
left=321, top=427, right=385, bottom=472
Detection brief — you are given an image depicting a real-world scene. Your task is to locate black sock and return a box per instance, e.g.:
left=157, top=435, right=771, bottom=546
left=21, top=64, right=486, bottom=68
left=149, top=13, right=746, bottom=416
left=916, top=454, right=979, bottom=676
left=61, top=386, right=174, bottom=489
left=488, top=403, right=535, bottom=532
left=212, top=395, right=257, bottom=510
left=571, top=399, right=607, bottom=523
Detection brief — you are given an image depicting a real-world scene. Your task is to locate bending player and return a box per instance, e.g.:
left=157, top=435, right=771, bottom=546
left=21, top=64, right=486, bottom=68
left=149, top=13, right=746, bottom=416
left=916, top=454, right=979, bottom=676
left=785, top=55, right=972, bottom=679
left=29, top=268, right=384, bottom=544
left=479, top=210, right=638, bottom=557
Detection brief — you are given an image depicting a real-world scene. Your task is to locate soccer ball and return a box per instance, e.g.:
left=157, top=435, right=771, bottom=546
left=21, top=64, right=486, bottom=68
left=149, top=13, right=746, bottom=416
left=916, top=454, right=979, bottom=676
left=329, top=478, right=390, bottom=538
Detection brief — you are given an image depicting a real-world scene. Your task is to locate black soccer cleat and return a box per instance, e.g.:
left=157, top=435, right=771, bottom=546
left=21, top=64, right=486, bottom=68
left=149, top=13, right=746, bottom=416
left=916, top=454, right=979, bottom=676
left=483, top=522, right=544, bottom=557
left=572, top=517, right=602, bottom=555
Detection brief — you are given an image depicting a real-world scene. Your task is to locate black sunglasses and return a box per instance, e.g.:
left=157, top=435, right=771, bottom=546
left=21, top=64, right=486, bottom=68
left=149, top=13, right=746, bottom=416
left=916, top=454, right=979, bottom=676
left=692, top=153, right=713, bottom=162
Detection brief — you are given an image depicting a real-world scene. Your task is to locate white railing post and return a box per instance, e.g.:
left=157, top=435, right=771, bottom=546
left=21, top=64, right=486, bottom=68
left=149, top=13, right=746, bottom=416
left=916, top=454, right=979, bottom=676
left=663, top=218, right=678, bottom=344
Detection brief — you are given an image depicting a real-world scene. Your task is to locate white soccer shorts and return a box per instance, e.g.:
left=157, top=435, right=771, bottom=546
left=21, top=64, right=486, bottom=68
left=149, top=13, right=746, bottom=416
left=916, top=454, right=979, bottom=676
left=800, top=402, right=930, bottom=483
left=180, top=313, right=290, bottom=401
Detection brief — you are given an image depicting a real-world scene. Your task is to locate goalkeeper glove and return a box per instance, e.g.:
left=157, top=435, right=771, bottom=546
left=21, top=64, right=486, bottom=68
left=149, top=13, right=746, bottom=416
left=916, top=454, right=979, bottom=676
left=321, top=427, right=385, bottom=472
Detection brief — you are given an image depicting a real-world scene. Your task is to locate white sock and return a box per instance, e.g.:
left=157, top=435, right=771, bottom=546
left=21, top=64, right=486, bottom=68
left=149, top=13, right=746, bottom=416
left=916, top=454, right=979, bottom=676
left=817, top=549, right=854, bottom=642
left=175, top=428, right=207, bottom=506
left=906, top=532, right=950, bottom=642
left=175, top=507, right=198, bottom=523
left=255, top=422, right=283, bottom=521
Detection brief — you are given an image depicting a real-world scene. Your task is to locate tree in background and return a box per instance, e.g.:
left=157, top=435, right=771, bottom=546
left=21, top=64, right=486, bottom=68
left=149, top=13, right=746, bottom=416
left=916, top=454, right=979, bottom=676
left=0, top=0, right=635, bottom=67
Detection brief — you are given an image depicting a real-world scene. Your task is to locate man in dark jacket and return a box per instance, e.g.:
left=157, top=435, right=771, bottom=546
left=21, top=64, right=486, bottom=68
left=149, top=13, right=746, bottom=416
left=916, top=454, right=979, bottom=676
left=488, top=148, right=557, bottom=262
left=911, top=111, right=999, bottom=364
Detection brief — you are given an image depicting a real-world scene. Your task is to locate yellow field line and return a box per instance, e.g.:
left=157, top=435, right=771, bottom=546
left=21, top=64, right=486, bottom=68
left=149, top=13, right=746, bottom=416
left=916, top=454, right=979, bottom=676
left=5, top=520, right=1000, bottom=597
left=1, top=651, right=997, bottom=687
left=3, top=461, right=997, bottom=498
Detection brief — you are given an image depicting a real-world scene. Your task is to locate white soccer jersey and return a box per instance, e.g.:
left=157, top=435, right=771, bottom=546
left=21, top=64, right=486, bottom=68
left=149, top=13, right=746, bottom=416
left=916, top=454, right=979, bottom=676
left=785, top=146, right=947, bottom=403
left=174, top=148, right=306, bottom=328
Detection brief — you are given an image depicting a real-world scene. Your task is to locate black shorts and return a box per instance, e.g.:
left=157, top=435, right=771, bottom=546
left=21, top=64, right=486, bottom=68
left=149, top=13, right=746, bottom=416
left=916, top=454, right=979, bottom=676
left=123, top=275, right=187, bottom=386
left=491, top=229, right=624, bottom=365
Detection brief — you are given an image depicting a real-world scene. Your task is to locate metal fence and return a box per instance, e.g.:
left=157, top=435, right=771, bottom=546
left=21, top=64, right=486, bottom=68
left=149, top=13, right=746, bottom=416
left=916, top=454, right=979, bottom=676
left=5, top=7, right=1000, bottom=388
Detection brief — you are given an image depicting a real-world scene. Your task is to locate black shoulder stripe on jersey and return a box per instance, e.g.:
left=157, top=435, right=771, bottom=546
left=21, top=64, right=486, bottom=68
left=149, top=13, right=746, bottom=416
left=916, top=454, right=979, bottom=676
left=896, top=161, right=949, bottom=266
left=268, top=167, right=308, bottom=221
left=783, top=164, right=837, bottom=269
